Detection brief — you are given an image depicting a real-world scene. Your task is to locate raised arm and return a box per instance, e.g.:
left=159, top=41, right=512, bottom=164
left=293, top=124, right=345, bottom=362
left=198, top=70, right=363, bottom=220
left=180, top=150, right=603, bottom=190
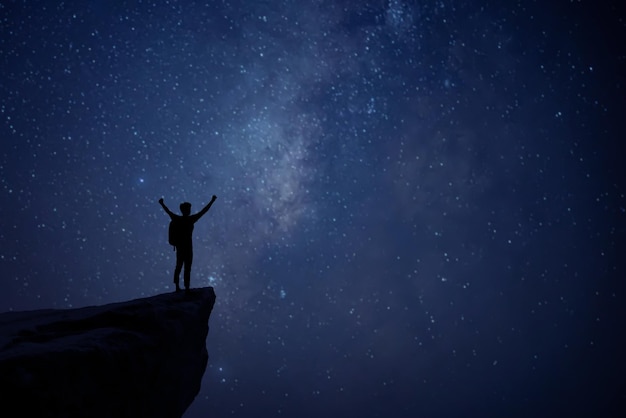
left=194, top=195, right=217, bottom=220
left=158, top=198, right=176, bottom=218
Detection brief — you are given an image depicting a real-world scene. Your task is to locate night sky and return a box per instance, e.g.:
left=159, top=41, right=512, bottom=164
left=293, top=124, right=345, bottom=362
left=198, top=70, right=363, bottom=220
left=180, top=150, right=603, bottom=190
left=1, top=1, right=624, bottom=417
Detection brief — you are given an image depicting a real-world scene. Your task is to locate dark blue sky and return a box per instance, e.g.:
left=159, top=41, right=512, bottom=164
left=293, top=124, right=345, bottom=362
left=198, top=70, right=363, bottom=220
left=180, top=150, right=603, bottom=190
left=1, top=1, right=624, bottom=417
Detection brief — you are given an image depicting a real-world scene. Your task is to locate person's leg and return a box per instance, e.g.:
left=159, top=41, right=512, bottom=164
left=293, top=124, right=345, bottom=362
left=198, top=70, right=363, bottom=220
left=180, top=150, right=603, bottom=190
left=174, top=249, right=183, bottom=291
left=183, top=250, right=194, bottom=290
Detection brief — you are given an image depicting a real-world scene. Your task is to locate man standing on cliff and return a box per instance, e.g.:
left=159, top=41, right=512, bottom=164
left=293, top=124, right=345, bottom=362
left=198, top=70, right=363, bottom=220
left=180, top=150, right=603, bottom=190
left=159, top=195, right=217, bottom=292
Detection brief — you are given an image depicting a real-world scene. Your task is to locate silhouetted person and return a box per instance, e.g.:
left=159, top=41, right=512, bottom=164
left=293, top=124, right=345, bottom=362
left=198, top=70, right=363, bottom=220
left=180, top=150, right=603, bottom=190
left=159, top=195, right=217, bottom=292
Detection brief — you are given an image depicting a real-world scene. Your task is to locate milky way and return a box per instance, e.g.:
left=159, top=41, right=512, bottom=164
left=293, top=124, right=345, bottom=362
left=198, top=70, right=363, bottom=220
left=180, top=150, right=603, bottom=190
left=1, top=1, right=624, bottom=417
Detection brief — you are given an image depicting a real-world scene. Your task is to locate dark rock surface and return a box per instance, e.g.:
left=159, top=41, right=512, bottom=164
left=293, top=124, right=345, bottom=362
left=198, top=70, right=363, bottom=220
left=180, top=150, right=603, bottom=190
left=0, top=287, right=216, bottom=418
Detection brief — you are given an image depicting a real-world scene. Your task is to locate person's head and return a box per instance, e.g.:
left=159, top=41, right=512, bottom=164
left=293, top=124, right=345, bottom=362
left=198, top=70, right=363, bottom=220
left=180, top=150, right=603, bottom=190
left=180, top=202, right=192, bottom=216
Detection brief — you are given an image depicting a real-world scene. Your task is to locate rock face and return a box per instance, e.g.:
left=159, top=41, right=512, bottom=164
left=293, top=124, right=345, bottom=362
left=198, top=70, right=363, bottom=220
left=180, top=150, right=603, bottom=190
left=0, top=287, right=216, bottom=418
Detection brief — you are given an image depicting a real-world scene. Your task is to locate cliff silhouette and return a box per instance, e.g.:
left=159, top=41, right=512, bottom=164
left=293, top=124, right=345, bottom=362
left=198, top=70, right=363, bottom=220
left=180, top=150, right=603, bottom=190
left=0, top=287, right=216, bottom=418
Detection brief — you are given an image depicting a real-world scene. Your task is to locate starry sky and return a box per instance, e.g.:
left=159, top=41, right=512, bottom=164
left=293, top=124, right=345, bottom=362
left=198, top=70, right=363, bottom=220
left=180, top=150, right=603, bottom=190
left=1, top=1, right=624, bottom=417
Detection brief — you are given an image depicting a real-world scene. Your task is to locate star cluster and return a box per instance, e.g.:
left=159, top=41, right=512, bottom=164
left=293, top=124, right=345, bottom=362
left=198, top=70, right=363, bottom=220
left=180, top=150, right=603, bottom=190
left=1, top=1, right=624, bottom=417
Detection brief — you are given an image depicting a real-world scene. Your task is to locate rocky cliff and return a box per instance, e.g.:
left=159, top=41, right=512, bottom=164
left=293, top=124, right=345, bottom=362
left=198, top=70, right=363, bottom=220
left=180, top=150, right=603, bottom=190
left=0, top=287, right=216, bottom=418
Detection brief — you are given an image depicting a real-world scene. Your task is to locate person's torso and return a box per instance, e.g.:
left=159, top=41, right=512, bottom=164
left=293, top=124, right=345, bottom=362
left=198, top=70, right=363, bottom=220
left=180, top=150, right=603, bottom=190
left=177, top=216, right=195, bottom=246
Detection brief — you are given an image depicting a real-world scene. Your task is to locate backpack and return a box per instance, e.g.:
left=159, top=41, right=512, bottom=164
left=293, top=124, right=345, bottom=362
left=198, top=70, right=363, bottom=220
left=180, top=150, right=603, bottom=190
left=168, top=218, right=182, bottom=249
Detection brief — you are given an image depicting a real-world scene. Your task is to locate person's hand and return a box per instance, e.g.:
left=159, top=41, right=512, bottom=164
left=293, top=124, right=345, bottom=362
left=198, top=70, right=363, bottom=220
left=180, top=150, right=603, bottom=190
left=211, top=195, right=217, bottom=201
left=158, top=198, right=164, bottom=205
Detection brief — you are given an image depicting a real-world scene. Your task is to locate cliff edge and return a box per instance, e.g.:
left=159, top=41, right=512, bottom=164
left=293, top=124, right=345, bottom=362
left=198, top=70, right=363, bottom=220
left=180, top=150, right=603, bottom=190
left=0, top=287, right=216, bottom=418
